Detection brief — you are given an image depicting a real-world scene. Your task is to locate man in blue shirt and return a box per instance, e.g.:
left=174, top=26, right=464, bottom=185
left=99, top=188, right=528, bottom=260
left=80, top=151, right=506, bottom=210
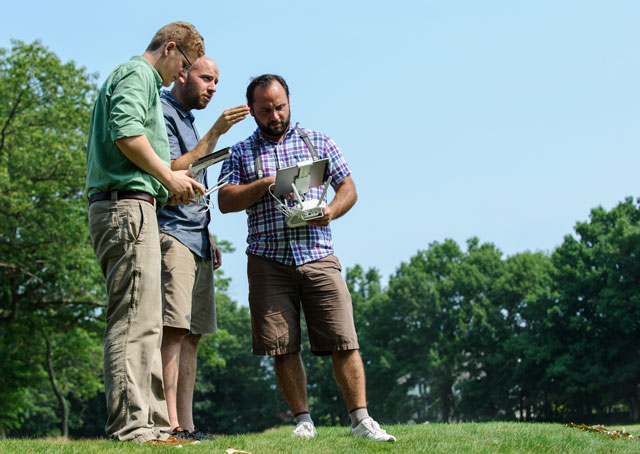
left=157, top=56, right=249, bottom=441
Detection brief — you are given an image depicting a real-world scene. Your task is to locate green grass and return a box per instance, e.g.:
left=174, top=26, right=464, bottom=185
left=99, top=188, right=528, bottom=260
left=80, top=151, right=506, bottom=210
left=1, top=422, right=639, bottom=454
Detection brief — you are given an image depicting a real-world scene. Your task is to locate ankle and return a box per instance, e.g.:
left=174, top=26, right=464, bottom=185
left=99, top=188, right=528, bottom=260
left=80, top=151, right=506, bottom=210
left=294, top=412, right=314, bottom=426
left=349, top=407, right=369, bottom=427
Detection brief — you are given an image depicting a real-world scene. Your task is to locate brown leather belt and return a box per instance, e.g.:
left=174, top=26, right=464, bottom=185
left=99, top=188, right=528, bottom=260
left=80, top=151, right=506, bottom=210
left=89, top=191, right=155, bottom=206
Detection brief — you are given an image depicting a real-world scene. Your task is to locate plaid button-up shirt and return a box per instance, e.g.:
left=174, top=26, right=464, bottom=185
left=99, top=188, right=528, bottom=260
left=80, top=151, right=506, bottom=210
left=219, top=122, right=350, bottom=266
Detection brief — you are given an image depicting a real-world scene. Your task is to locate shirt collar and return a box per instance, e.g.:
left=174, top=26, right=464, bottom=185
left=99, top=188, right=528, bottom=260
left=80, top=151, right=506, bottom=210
left=132, top=56, right=163, bottom=90
left=161, top=91, right=195, bottom=122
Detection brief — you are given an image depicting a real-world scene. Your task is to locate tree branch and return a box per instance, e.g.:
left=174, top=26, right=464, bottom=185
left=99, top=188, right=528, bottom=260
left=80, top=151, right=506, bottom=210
left=0, top=90, right=25, bottom=155
left=45, top=336, right=69, bottom=438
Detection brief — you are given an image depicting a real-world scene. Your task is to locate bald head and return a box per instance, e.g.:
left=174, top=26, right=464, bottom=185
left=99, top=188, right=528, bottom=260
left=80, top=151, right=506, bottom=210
left=172, top=56, right=219, bottom=111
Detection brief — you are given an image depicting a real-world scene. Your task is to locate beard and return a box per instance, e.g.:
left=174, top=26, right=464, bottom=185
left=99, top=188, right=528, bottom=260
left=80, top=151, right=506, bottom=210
left=255, top=110, right=291, bottom=140
left=182, top=83, right=210, bottom=111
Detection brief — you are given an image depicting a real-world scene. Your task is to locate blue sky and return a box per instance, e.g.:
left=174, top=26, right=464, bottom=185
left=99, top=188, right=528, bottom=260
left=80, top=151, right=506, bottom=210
left=2, top=1, right=639, bottom=303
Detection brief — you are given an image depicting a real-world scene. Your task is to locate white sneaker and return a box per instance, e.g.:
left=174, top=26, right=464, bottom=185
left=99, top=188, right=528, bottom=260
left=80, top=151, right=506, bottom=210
left=292, top=421, right=317, bottom=438
left=351, top=417, right=396, bottom=442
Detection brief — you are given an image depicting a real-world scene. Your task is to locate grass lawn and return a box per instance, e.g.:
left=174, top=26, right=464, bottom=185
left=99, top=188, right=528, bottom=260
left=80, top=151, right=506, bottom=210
left=1, top=422, right=639, bottom=454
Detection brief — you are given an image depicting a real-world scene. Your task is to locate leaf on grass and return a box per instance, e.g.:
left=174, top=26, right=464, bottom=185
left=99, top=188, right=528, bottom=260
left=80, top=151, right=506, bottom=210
left=566, top=422, right=637, bottom=439
left=226, top=448, right=252, bottom=454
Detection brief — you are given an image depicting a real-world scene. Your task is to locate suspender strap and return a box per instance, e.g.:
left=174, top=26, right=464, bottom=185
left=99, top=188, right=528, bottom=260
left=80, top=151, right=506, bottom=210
left=295, top=127, right=319, bottom=160
left=252, top=141, right=264, bottom=179
left=252, top=128, right=318, bottom=179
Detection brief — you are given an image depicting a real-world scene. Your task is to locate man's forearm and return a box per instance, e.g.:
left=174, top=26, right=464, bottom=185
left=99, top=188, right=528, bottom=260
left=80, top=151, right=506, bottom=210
left=172, top=105, right=250, bottom=171
left=171, top=127, right=221, bottom=171
left=115, top=135, right=172, bottom=186
left=116, top=135, right=204, bottom=204
left=327, top=175, right=357, bottom=220
left=218, top=178, right=275, bottom=213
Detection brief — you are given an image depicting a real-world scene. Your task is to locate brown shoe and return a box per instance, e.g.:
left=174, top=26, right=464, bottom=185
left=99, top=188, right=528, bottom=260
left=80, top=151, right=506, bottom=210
left=145, top=435, right=200, bottom=446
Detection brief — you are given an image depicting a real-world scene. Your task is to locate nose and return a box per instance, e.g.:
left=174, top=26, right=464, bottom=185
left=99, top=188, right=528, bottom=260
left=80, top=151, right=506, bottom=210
left=207, top=81, right=217, bottom=94
left=268, top=109, right=280, bottom=121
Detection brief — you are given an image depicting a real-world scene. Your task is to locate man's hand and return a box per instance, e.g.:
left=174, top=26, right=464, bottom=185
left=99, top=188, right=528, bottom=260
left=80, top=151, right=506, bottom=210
left=211, top=105, right=250, bottom=136
left=165, top=170, right=204, bottom=205
left=209, top=231, right=222, bottom=270
left=306, top=206, right=332, bottom=227
left=304, top=176, right=357, bottom=227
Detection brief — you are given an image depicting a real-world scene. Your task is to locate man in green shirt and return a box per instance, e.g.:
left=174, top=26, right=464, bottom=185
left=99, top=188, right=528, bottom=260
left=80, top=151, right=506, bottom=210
left=86, top=21, right=205, bottom=444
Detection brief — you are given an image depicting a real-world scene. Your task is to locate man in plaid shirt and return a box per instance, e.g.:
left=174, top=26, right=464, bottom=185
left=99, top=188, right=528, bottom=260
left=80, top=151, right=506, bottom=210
left=218, top=74, right=396, bottom=442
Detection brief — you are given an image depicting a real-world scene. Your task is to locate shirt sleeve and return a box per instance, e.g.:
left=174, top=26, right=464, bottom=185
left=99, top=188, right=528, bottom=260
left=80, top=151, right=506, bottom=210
left=108, top=68, right=151, bottom=142
left=163, top=115, right=182, bottom=160
left=324, top=135, right=350, bottom=187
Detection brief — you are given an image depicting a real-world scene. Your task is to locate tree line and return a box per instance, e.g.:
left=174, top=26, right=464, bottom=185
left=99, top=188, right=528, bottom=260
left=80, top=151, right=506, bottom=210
left=349, top=199, right=640, bottom=425
left=1, top=40, right=638, bottom=438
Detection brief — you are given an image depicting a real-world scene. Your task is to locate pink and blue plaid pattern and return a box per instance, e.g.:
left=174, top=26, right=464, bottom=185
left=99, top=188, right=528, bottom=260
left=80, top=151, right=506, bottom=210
left=219, top=123, right=350, bottom=266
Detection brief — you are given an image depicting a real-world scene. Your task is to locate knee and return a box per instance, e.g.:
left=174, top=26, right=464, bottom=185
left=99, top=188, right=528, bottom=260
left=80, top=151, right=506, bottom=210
left=163, top=326, right=189, bottom=344
left=275, top=351, right=301, bottom=366
left=184, top=333, right=201, bottom=348
left=332, top=349, right=360, bottom=360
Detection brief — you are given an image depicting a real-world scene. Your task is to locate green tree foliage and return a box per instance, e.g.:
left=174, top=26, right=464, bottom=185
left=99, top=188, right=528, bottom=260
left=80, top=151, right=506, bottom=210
left=456, top=250, right=554, bottom=421
left=354, top=239, right=472, bottom=422
left=355, top=220, right=639, bottom=423
left=544, top=197, right=640, bottom=420
left=0, top=40, right=103, bottom=323
left=0, top=40, right=104, bottom=437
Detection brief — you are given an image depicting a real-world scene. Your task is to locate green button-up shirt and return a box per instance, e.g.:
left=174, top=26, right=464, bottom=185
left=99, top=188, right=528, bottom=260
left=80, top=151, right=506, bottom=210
left=85, top=56, right=170, bottom=204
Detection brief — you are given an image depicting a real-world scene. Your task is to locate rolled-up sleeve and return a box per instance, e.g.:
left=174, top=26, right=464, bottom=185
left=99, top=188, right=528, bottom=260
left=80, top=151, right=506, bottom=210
left=325, top=136, right=350, bottom=188
left=108, top=69, right=150, bottom=141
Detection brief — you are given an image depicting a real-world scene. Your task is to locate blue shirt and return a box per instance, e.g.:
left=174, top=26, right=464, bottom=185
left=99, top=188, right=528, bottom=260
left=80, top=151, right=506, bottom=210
left=219, top=123, right=350, bottom=266
left=157, top=91, right=211, bottom=259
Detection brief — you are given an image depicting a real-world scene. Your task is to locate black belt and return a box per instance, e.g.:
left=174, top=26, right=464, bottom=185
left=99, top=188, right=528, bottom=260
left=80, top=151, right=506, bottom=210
left=89, top=191, right=155, bottom=206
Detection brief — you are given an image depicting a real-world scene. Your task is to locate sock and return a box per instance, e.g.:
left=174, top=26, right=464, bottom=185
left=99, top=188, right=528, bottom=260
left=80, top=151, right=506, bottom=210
left=294, top=412, right=314, bottom=426
left=350, top=408, right=369, bottom=427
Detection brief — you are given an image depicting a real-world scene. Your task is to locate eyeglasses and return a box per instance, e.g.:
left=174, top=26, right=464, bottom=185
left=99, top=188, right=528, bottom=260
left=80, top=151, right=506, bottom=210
left=175, top=44, right=192, bottom=70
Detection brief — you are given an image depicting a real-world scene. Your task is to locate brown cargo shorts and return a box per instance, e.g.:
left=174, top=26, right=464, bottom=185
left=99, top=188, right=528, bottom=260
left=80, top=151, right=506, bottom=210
left=160, top=233, right=217, bottom=335
left=247, top=253, right=359, bottom=356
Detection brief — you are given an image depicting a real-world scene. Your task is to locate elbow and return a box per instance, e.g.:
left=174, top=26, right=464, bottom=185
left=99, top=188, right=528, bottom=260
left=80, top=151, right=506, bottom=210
left=218, top=199, right=231, bottom=214
left=217, top=192, right=232, bottom=214
left=349, top=185, right=358, bottom=208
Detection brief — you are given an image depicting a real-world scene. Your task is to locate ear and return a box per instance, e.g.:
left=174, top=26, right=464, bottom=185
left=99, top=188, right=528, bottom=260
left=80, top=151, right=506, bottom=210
left=178, top=69, right=188, bottom=84
left=164, top=41, right=176, bottom=56
left=249, top=105, right=255, bottom=117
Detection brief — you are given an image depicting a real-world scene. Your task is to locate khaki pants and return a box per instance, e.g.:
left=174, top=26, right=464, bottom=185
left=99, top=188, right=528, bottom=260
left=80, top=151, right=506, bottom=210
left=89, top=199, right=170, bottom=442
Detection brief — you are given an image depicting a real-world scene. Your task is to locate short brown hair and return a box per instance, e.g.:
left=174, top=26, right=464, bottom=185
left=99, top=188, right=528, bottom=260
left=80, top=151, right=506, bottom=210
left=146, top=21, right=205, bottom=60
left=246, top=74, right=290, bottom=107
